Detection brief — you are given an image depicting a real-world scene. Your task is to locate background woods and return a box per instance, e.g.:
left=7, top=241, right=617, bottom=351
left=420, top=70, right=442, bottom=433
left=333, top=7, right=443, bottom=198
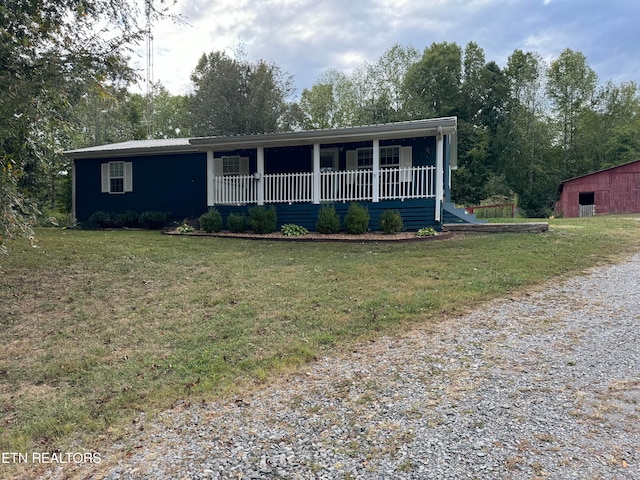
left=3, top=8, right=640, bottom=250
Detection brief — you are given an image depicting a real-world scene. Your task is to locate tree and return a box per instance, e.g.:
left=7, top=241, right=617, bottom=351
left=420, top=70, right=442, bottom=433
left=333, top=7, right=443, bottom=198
left=298, top=83, right=339, bottom=130
left=189, top=51, right=294, bottom=136
left=0, top=0, right=174, bottom=252
left=546, top=48, right=598, bottom=177
left=403, top=42, right=462, bottom=119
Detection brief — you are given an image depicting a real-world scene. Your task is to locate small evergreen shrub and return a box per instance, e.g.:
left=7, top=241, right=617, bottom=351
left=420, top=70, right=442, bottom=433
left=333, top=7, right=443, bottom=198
left=344, top=203, right=370, bottom=234
left=199, top=208, right=223, bottom=233
left=227, top=212, right=249, bottom=233
left=88, top=211, right=113, bottom=228
left=114, top=210, right=139, bottom=228
left=315, top=205, right=341, bottom=234
left=249, top=205, right=278, bottom=234
left=139, top=211, right=169, bottom=229
left=378, top=209, right=403, bottom=234
left=281, top=224, right=309, bottom=236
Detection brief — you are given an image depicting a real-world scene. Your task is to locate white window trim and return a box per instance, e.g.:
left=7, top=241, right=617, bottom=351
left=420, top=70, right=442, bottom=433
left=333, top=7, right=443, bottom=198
left=213, top=155, right=250, bottom=176
left=101, top=161, right=132, bottom=194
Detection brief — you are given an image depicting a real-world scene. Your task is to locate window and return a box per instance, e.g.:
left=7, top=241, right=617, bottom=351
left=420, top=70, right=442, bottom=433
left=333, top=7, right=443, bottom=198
left=101, top=161, right=132, bottom=194
left=109, top=162, right=124, bottom=193
left=215, top=155, right=249, bottom=176
left=380, top=146, right=400, bottom=167
left=222, top=156, right=241, bottom=175
left=357, top=148, right=373, bottom=168
left=355, top=146, right=401, bottom=168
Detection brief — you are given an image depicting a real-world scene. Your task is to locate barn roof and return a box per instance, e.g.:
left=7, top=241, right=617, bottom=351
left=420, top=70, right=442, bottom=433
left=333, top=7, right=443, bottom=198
left=560, top=159, right=640, bottom=184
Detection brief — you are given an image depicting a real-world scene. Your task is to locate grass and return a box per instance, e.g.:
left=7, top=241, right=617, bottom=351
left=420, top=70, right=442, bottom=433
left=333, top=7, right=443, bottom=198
left=1, top=215, right=640, bottom=461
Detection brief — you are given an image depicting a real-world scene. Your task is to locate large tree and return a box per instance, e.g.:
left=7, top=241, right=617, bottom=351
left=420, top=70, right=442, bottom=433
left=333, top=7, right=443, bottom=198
left=189, top=51, right=294, bottom=136
left=546, top=48, right=598, bottom=177
left=0, top=0, right=174, bottom=252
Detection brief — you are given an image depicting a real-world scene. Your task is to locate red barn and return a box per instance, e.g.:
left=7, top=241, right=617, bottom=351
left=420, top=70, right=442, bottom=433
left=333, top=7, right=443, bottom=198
left=555, top=160, right=640, bottom=217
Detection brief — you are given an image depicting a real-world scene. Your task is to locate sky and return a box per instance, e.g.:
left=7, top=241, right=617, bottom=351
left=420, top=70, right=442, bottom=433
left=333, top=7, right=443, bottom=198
left=130, top=0, right=640, bottom=98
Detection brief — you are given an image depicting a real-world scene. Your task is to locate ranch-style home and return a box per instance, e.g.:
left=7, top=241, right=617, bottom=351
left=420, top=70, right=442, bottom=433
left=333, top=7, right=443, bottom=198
left=65, top=117, right=480, bottom=231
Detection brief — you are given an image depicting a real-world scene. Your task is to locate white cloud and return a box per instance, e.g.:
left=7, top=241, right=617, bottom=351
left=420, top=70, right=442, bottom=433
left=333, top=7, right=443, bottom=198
left=133, top=0, right=640, bottom=96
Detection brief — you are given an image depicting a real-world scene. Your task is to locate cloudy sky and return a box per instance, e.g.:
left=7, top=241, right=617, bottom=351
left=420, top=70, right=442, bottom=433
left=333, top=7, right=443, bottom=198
left=131, top=0, right=640, bottom=98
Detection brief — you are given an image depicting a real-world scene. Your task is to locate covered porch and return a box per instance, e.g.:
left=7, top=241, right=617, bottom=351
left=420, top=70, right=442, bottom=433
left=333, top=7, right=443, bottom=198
left=192, top=117, right=457, bottom=223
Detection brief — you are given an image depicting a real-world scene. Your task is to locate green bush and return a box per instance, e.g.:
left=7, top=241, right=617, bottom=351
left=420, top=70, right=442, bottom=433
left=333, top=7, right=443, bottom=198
left=416, top=227, right=438, bottom=237
left=281, top=224, right=309, bottom=236
left=88, top=211, right=113, bottom=228
left=315, top=205, right=341, bottom=234
left=227, top=212, right=249, bottom=233
left=378, top=209, right=403, bottom=234
left=249, top=205, right=278, bottom=234
left=199, top=208, right=223, bottom=233
left=113, top=210, right=139, bottom=228
left=139, top=211, right=169, bottom=229
left=344, top=203, right=370, bottom=234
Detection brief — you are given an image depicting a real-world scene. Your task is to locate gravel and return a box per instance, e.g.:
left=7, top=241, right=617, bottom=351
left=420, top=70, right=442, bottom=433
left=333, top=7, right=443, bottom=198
left=52, top=254, right=640, bottom=479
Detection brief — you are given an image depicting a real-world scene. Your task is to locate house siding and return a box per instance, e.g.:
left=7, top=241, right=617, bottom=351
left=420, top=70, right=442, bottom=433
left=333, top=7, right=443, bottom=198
left=75, top=152, right=208, bottom=220
left=555, top=160, right=640, bottom=217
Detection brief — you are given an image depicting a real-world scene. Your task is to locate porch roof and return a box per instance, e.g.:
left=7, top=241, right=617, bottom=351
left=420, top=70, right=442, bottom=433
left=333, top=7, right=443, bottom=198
left=64, top=117, right=457, bottom=159
left=189, top=117, right=457, bottom=149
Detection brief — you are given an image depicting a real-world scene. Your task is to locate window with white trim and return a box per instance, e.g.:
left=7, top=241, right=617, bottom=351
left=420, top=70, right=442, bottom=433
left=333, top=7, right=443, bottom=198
left=101, top=161, right=133, bottom=194
left=380, top=146, right=400, bottom=167
left=222, top=156, right=242, bottom=175
left=355, top=146, right=401, bottom=169
left=357, top=148, right=373, bottom=169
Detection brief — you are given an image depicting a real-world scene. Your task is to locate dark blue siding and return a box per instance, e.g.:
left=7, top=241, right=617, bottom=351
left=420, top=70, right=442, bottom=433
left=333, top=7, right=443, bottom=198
left=75, top=152, right=207, bottom=220
left=214, top=199, right=439, bottom=232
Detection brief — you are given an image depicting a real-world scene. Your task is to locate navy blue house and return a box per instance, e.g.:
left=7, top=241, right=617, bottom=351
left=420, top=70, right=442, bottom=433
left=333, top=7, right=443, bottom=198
left=66, top=117, right=477, bottom=231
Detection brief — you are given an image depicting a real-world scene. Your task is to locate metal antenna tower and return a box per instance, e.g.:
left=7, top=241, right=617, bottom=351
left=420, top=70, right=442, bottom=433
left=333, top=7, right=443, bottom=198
left=145, top=0, right=154, bottom=139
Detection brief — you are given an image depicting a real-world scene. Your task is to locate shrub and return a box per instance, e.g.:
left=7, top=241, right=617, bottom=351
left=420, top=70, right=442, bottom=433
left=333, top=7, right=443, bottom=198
left=114, top=210, right=139, bottom=228
left=378, top=209, right=403, bottom=234
left=199, top=208, right=223, bottom=233
left=139, top=211, right=169, bottom=229
left=344, top=203, right=369, bottom=234
left=227, top=212, right=249, bottom=233
left=281, top=224, right=309, bottom=236
left=176, top=221, right=194, bottom=233
left=315, top=205, right=341, bottom=234
left=416, top=227, right=438, bottom=237
left=88, top=211, right=113, bottom=228
left=249, top=205, right=278, bottom=234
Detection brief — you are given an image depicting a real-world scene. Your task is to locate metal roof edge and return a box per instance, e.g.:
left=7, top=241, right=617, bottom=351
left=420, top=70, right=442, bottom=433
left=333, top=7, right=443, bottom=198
left=64, top=117, right=457, bottom=158
left=559, top=158, right=640, bottom=184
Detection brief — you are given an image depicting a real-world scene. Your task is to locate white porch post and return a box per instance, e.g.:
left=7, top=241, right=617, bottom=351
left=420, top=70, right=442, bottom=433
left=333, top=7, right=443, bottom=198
left=206, top=150, right=214, bottom=206
left=257, top=146, right=265, bottom=206
left=312, top=143, right=320, bottom=204
left=435, top=127, right=444, bottom=222
left=372, top=139, right=380, bottom=202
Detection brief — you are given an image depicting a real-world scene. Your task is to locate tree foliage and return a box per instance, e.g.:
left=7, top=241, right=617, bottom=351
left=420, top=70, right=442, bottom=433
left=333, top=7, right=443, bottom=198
left=189, top=51, right=294, bottom=136
left=0, top=0, right=175, bottom=251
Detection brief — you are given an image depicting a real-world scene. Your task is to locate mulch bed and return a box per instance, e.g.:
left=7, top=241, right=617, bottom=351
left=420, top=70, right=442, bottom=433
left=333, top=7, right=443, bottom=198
left=164, top=230, right=454, bottom=243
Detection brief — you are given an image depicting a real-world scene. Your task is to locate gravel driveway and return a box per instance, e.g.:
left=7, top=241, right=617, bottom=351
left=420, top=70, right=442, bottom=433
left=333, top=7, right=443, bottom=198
left=66, top=253, right=640, bottom=479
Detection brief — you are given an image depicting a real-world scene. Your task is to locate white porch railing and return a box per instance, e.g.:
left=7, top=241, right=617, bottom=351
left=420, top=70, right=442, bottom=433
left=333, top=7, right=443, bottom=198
left=211, top=166, right=436, bottom=205
left=265, top=172, right=314, bottom=203
left=379, top=166, right=435, bottom=200
left=320, top=170, right=373, bottom=202
left=213, top=175, right=257, bottom=205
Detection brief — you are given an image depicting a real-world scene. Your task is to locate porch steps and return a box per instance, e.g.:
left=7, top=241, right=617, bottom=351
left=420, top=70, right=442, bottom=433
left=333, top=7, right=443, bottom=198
left=442, top=202, right=486, bottom=224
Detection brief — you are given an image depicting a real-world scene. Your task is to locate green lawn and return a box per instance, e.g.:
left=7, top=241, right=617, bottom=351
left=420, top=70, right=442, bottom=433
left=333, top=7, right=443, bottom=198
left=1, top=215, right=639, bottom=458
